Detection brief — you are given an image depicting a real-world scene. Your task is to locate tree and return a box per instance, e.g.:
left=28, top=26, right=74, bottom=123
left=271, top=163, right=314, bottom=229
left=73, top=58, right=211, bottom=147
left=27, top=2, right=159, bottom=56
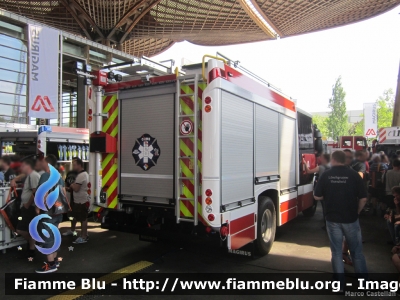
left=376, top=88, right=394, bottom=129
left=349, top=119, right=364, bottom=136
left=348, top=89, right=394, bottom=137
left=326, top=76, right=348, bottom=139
left=312, top=115, right=329, bottom=138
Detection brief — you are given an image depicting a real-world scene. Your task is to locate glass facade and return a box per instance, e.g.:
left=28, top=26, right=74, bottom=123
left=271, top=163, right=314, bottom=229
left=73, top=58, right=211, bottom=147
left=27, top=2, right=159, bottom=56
left=0, top=12, right=134, bottom=128
left=62, top=87, right=77, bottom=127
left=0, top=21, right=28, bottom=123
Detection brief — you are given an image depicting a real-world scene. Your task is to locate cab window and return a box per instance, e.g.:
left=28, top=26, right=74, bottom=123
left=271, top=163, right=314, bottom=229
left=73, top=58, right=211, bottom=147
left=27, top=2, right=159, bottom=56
left=342, top=139, right=352, bottom=147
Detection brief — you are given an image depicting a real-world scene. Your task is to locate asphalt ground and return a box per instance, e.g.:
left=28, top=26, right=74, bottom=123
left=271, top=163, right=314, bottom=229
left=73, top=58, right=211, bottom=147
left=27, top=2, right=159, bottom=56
left=0, top=204, right=397, bottom=300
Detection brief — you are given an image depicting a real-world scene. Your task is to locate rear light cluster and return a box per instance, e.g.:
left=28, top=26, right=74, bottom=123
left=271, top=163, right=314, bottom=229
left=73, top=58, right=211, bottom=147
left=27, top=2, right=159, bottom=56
left=204, top=96, right=212, bottom=113
left=205, top=189, right=214, bottom=222
left=88, top=108, right=93, bottom=122
left=87, top=182, right=92, bottom=195
left=37, top=139, right=41, bottom=149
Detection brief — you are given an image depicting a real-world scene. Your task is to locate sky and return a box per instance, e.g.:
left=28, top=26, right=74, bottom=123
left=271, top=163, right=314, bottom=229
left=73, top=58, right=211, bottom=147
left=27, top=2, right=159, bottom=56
left=153, top=6, right=400, bottom=113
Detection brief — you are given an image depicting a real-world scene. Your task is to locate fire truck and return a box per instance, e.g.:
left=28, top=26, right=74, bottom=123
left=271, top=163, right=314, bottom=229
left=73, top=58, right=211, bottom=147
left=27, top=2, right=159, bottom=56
left=375, top=127, right=400, bottom=155
left=326, top=136, right=367, bottom=153
left=88, top=54, right=322, bottom=255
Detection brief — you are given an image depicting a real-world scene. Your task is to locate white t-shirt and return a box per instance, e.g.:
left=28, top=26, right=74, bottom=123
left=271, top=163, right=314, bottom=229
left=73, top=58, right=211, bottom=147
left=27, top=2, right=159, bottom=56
left=73, top=171, right=89, bottom=204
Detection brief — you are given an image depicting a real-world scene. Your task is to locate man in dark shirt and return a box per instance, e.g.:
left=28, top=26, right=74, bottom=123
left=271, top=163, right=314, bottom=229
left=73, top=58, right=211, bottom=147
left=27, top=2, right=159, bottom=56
left=351, top=150, right=366, bottom=178
left=314, top=150, right=368, bottom=290
left=0, top=156, right=16, bottom=181
left=343, top=149, right=354, bottom=167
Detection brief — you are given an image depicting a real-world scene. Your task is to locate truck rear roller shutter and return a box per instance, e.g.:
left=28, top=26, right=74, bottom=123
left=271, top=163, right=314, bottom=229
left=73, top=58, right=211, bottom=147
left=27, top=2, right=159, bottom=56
left=221, top=91, right=254, bottom=205
left=119, top=85, right=175, bottom=200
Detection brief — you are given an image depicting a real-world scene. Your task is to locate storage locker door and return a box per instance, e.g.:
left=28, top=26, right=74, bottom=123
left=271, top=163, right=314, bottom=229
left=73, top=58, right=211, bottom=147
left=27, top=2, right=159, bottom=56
left=279, top=115, right=297, bottom=190
left=119, top=91, right=174, bottom=199
left=221, top=91, right=254, bottom=205
left=255, top=105, right=279, bottom=177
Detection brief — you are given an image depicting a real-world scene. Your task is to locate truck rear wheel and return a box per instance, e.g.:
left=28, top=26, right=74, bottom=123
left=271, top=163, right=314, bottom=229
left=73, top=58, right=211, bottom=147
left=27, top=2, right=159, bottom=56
left=256, top=196, right=276, bottom=256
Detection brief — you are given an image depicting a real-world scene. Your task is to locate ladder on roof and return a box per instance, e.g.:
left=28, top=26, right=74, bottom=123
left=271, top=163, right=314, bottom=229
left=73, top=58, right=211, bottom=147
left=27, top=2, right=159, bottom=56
left=175, top=74, right=200, bottom=225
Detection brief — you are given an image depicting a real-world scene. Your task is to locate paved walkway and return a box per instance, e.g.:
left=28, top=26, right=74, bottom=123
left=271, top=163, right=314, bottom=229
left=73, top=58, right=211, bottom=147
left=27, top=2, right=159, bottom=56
left=0, top=204, right=396, bottom=299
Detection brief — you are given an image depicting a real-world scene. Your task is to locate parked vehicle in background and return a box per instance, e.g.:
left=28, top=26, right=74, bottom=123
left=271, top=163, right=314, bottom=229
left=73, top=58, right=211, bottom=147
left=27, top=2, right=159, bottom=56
left=375, top=127, right=400, bottom=156
left=326, top=136, right=367, bottom=154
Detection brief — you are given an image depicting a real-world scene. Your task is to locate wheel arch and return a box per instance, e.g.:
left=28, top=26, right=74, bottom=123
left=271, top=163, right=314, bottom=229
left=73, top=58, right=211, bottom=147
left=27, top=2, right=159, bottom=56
left=258, top=189, right=279, bottom=226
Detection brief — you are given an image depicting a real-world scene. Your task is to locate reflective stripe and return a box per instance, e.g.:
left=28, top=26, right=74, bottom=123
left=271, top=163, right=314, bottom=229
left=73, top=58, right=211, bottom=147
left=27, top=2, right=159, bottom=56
left=101, top=153, right=113, bottom=170
left=102, top=94, right=119, bottom=209
left=102, top=164, right=117, bottom=185
left=103, top=95, right=117, bottom=115
left=180, top=200, right=193, bottom=217
left=178, top=83, right=207, bottom=224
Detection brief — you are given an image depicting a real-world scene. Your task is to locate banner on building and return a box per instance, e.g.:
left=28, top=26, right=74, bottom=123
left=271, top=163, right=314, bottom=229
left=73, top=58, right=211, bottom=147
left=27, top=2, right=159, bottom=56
left=28, top=24, right=59, bottom=119
left=363, top=102, right=377, bottom=137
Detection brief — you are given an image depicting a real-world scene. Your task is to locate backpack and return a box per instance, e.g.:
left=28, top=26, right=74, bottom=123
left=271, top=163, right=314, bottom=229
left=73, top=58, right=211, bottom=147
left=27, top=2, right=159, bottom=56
left=44, top=182, right=71, bottom=216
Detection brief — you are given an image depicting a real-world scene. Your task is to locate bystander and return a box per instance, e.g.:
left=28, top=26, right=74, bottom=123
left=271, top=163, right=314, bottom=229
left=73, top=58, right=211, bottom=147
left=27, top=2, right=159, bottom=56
left=314, top=150, right=368, bottom=290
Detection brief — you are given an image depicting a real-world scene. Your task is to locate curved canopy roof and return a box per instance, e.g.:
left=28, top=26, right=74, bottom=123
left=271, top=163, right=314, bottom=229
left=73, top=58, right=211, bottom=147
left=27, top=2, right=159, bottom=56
left=1, top=0, right=399, bottom=57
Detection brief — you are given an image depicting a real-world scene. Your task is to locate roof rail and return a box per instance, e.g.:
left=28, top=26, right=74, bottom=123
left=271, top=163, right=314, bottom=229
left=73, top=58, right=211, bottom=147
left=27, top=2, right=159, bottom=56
left=215, top=52, right=292, bottom=100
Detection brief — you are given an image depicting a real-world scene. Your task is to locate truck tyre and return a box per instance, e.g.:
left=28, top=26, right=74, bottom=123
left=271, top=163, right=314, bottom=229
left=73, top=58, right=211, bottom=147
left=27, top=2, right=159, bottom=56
left=256, top=197, right=276, bottom=256
left=302, top=199, right=317, bottom=217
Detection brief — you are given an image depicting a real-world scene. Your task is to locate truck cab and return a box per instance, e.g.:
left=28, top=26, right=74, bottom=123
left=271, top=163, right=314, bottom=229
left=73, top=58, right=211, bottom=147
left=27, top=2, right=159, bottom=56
left=327, top=136, right=367, bottom=153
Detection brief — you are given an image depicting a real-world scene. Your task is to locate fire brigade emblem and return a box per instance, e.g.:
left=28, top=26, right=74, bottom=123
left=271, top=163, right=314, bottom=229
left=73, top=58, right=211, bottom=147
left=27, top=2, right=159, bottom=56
left=132, top=134, right=161, bottom=171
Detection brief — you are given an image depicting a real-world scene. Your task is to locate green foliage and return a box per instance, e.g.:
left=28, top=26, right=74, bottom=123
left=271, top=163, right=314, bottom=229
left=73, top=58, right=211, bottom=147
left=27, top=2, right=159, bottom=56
left=349, top=119, right=364, bottom=136
left=326, top=76, right=348, bottom=139
left=376, top=88, right=394, bottom=129
left=347, top=89, right=394, bottom=137
left=312, top=115, right=329, bottom=138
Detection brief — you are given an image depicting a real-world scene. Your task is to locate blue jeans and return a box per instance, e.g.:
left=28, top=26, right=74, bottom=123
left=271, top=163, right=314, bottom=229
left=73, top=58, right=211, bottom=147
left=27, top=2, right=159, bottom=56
left=387, top=219, right=400, bottom=245
left=326, top=219, right=368, bottom=290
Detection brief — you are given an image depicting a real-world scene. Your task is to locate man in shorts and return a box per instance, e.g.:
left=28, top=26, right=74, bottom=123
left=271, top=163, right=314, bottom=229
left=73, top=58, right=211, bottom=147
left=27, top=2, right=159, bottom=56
left=63, top=157, right=89, bottom=244
left=35, top=154, right=65, bottom=273
left=16, top=158, right=40, bottom=258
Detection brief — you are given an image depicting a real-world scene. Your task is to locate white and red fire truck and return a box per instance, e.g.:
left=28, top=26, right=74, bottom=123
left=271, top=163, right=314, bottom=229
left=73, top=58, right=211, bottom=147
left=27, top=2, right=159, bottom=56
left=88, top=55, right=322, bottom=255
left=375, top=127, right=400, bottom=155
left=326, top=136, right=367, bottom=154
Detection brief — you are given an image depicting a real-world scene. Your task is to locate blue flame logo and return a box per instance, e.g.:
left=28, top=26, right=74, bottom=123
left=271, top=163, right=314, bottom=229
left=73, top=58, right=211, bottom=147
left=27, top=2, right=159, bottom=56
left=29, top=164, right=62, bottom=255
